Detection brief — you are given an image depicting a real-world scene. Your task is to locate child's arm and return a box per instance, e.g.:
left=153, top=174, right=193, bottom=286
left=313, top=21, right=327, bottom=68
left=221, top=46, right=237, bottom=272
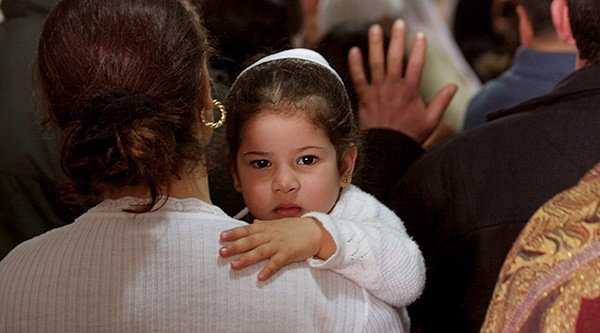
left=220, top=186, right=425, bottom=308
left=302, top=186, right=425, bottom=308
left=305, top=212, right=424, bottom=307
left=219, top=217, right=336, bottom=281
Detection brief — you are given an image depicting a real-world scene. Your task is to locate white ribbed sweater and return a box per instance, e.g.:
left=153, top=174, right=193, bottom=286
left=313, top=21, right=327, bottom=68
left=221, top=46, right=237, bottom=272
left=0, top=197, right=404, bottom=332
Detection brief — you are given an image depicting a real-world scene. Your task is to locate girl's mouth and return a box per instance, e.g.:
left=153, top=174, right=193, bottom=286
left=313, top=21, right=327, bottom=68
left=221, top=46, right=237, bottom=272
left=274, top=204, right=302, bottom=218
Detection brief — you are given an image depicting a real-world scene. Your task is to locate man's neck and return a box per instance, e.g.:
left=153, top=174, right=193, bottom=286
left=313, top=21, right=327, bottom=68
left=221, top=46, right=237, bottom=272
left=527, top=37, right=577, bottom=53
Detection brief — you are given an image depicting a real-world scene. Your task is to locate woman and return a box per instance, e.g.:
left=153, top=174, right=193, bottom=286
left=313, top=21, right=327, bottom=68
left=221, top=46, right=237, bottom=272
left=0, top=0, right=405, bottom=331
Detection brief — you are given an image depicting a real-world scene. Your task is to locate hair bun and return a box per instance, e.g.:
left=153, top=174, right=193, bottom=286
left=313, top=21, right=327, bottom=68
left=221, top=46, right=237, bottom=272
left=63, top=88, right=170, bottom=193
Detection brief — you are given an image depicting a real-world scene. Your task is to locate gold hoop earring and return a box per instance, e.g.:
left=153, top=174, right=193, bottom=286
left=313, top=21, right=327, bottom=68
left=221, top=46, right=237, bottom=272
left=201, top=99, right=227, bottom=129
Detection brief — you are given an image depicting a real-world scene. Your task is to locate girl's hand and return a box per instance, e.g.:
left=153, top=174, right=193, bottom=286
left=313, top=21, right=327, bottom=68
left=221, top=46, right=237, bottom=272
left=219, top=217, right=335, bottom=281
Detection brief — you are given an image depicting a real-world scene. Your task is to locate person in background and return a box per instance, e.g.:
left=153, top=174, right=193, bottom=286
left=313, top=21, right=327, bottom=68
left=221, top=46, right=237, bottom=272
left=0, top=0, right=85, bottom=260
left=463, top=0, right=576, bottom=130
left=220, top=48, right=425, bottom=331
left=453, top=0, right=519, bottom=82
left=472, top=0, right=521, bottom=82
left=200, top=0, right=303, bottom=88
left=352, top=0, right=600, bottom=330
left=348, top=19, right=458, bottom=203
left=482, top=161, right=600, bottom=332
left=312, top=0, right=479, bottom=147
left=453, top=0, right=495, bottom=68
left=397, top=0, right=482, bottom=137
left=0, top=0, right=411, bottom=330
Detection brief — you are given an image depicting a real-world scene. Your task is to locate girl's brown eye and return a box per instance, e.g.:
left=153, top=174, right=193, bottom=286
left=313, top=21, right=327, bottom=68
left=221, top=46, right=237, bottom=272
left=251, top=160, right=270, bottom=168
left=298, top=155, right=318, bottom=165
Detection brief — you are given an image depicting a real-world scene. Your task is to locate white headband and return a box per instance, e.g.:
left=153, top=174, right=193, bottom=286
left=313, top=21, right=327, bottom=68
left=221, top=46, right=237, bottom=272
left=236, top=48, right=344, bottom=84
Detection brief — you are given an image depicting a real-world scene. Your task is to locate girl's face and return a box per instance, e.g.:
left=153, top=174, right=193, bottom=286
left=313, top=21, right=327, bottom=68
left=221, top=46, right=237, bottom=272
left=232, top=111, right=356, bottom=220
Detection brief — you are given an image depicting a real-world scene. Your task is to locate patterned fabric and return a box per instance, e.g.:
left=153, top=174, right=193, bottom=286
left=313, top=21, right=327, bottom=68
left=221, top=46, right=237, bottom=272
left=482, top=163, right=600, bottom=333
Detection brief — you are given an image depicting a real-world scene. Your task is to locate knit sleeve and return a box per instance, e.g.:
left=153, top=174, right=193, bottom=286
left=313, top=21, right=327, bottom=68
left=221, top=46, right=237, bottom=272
left=304, top=186, right=425, bottom=307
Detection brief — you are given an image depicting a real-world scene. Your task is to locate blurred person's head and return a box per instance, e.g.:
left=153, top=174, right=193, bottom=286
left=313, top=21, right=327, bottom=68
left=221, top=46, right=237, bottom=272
left=517, top=0, right=575, bottom=51
left=201, top=0, right=303, bottom=81
left=518, top=0, right=555, bottom=38
left=491, top=0, right=519, bottom=54
left=563, top=0, right=600, bottom=65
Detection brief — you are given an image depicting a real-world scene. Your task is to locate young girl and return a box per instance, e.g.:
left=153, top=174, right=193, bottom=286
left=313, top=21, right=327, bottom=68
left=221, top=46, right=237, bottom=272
left=219, top=48, right=425, bottom=317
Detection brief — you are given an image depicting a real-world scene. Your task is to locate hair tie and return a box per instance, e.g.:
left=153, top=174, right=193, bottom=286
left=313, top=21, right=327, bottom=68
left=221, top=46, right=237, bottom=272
left=82, top=89, right=160, bottom=127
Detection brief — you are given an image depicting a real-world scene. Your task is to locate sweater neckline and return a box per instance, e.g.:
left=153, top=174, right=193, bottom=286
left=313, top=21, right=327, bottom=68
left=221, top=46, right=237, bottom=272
left=90, top=196, right=227, bottom=216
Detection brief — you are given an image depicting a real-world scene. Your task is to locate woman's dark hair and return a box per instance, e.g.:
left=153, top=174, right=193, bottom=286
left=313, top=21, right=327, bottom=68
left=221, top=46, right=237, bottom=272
left=225, top=57, right=361, bottom=172
left=37, top=0, right=210, bottom=212
left=567, top=0, right=600, bottom=64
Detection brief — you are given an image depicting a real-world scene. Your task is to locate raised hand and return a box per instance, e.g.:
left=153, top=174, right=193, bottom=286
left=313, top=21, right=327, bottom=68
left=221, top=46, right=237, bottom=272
left=349, top=19, right=457, bottom=144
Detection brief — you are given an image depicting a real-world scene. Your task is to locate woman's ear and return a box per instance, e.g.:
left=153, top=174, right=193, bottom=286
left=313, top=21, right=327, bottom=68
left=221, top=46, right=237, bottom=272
left=200, top=63, right=214, bottom=113
left=197, top=63, right=214, bottom=144
left=339, top=145, right=358, bottom=188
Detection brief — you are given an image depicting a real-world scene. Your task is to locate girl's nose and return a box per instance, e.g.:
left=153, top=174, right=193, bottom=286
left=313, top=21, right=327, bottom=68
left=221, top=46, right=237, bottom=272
left=272, top=168, right=300, bottom=193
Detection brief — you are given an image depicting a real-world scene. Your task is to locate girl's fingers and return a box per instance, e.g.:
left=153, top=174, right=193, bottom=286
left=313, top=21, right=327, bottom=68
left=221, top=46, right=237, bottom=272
left=230, top=243, right=277, bottom=270
left=219, top=231, right=267, bottom=257
left=220, top=223, right=265, bottom=241
left=257, top=252, right=287, bottom=281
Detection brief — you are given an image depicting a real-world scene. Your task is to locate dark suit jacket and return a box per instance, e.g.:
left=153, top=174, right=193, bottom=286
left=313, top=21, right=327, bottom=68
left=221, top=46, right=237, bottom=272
left=363, top=63, right=600, bottom=332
